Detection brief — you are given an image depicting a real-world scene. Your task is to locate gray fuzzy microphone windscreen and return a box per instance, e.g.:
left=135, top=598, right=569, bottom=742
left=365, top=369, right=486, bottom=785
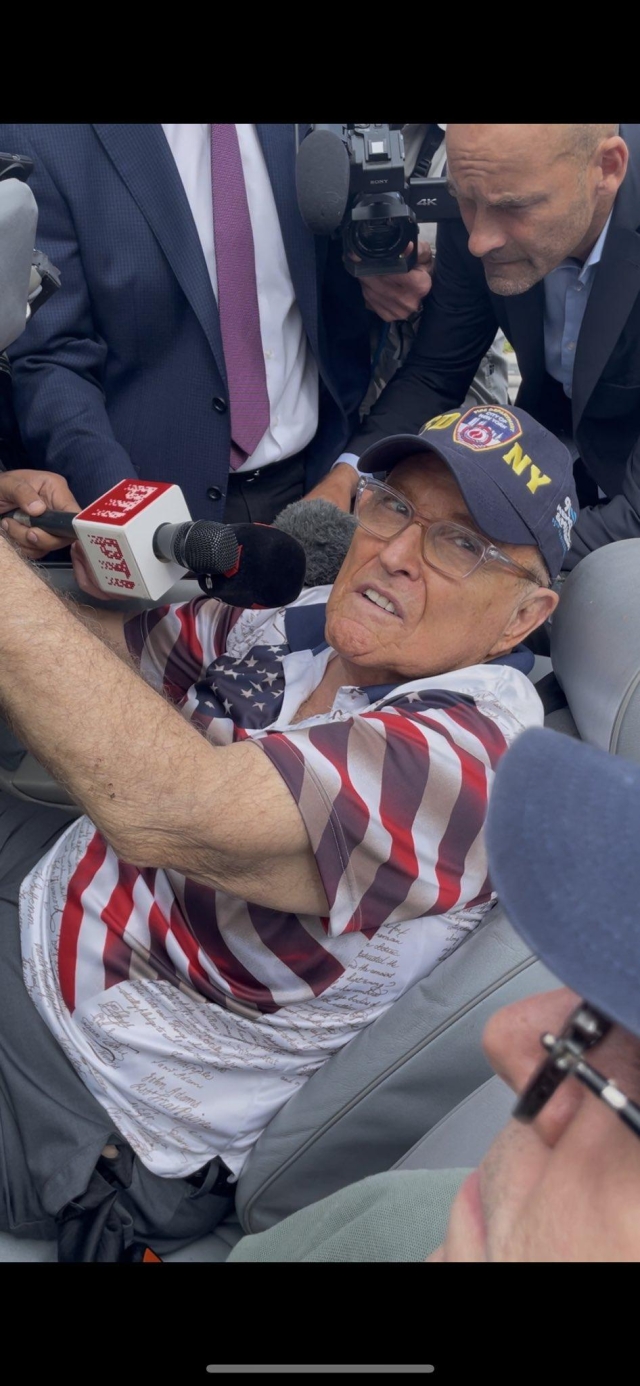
left=273, top=498, right=357, bottom=587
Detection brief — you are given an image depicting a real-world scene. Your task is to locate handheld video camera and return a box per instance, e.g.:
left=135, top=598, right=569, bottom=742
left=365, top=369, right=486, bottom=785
left=295, top=123, right=460, bottom=278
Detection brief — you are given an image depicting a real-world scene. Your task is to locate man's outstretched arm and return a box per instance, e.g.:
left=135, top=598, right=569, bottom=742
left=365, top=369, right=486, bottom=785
left=0, top=530, right=327, bottom=916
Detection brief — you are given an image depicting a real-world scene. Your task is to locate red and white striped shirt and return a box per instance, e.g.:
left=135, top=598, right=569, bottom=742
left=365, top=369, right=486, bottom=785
left=20, top=589, right=543, bottom=1177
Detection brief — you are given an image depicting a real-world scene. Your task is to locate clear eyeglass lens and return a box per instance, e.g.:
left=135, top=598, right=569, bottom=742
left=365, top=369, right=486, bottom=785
left=428, top=525, right=484, bottom=577
left=357, top=484, right=412, bottom=536
left=357, top=485, right=486, bottom=577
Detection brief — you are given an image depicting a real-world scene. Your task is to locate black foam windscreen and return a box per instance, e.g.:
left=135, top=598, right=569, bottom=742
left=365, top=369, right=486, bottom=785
left=295, top=129, right=351, bottom=235
left=197, top=524, right=306, bottom=608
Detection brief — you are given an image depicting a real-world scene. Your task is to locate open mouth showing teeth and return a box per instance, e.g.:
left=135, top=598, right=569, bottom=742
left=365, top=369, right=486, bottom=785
left=362, top=588, right=399, bottom=616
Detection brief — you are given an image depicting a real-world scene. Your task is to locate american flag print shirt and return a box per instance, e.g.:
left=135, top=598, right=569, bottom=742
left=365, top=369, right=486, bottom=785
left=19, top=588, right=544, bottom=1178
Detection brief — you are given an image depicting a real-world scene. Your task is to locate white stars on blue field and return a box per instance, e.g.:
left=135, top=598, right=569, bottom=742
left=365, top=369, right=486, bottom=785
left=195, top=644, right=288, bottom=731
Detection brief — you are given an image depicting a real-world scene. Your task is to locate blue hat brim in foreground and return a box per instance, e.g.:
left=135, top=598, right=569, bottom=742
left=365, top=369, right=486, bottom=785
left=486, top=727, right=640, bottom=1040
left=358, top=434, right=538, bottom=552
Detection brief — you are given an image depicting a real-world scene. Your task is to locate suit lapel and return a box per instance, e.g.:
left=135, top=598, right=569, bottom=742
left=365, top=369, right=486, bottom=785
left=92, top=124, right=226, bottom=381
left=256, top=123, right=320, bottom=365
left=572, top=224, right=640, bottom=430
left=572, top=137, right=640, bottom=429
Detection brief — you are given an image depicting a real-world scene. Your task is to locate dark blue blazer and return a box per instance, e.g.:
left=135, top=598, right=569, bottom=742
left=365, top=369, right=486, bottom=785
left=1, top=124, right=372, bottom=519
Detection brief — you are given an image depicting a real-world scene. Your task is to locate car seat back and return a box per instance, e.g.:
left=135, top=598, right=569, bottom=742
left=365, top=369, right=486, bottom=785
left=235, top=910, right=557, bottom=1233
left=551, top=539, right=640, bottom=757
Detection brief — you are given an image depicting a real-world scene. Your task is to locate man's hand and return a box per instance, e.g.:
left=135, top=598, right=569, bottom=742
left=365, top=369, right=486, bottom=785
left=304, top=463, right=359, bottom=513
left=70, top=541, right=112, bottom=602
left=0, top=469, right=79, bottom=557
left=359, top=241, right=434, bottom=322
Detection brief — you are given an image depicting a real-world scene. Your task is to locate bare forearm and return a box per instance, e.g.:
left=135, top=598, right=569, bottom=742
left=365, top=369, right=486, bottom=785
left=0, top=534, right=210, bottom=852
left=0, top=534, right=323, bottom=912
left=65, top=596, right=129, bottom=660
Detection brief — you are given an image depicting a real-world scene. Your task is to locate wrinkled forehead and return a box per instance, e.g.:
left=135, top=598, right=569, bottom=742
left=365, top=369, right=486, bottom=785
left=446, top=123, right=569, bottom=182
left=385, top=453, right=547, bottom=573
left=387, top=453, right=472, bottom=519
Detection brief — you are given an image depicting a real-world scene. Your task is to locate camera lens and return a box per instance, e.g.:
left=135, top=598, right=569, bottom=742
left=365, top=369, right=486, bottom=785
left=345, top=193, right=416, bottom=267
left=352, top=218, right=405, bottom=257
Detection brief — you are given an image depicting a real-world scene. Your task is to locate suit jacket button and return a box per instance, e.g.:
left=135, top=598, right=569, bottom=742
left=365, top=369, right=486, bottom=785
left=212, top=396, right=227, bottom=413
left=207, top=486, right=223, bottom=501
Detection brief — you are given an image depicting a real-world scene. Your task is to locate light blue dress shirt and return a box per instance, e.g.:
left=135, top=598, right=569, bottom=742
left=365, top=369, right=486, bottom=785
left=543, top=212, right=613, bottom=399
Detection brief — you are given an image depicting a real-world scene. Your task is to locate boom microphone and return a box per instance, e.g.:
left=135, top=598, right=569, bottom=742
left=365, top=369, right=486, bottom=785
left=295, top=128, right=351, bottom=235
left=273, top=498, right=357, bottom=586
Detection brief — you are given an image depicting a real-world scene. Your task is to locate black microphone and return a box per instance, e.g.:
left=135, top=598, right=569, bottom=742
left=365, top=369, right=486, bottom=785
left=7, top=510, right=307, bottom=608
left=7, top=510, right=243, bottom=575
left=4, top=508, right=77, bottom=539
left=295, top=128, right=351, bottom=235
left=153, top=519, right=240, bottom=573
left=152, top=519, right=306, bottom=606
left=197, top=523, right=306, bottom=607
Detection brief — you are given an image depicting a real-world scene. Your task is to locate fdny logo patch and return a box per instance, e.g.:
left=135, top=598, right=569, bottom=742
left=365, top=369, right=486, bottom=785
left=453, top=406, right=523, bottom=452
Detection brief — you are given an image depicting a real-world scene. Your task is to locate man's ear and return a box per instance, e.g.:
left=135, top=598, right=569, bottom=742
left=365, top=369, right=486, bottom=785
left=490, top=586, right=559, bottom=658
left=598, top=135, right=628, bottom=199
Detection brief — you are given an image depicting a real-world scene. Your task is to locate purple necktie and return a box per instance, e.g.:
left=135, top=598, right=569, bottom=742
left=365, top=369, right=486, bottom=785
left=211, top=124, right=271, bottom=470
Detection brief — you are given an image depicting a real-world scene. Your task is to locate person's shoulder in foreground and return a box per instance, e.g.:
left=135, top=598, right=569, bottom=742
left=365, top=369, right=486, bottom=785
left=228, top=725, right=640, bottom=1261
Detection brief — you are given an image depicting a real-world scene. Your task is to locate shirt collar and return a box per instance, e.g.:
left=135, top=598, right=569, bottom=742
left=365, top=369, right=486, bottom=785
left=490, top=643, right=535, bottom=675
left=549, top=209, right=614, bottom=283
left=361, top=645, right=534, bottom=703
left=284, top=602, right=329, bottom=655
left=579, top=208, right=613, bottom=281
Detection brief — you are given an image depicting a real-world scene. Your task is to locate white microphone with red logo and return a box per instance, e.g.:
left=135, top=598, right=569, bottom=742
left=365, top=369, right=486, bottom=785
left=71, top=479, right=194, bottom=599
left=7, top=478, right=307, bottom=606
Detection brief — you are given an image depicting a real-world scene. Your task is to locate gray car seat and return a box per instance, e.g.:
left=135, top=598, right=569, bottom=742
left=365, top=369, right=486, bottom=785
left=392, top=1074, right=515, bottom=1172
left=1, top=539, right=639, bottom=1260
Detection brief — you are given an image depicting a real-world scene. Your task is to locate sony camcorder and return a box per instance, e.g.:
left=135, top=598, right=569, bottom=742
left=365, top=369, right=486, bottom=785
left=295, top=123, right=460, bottom=278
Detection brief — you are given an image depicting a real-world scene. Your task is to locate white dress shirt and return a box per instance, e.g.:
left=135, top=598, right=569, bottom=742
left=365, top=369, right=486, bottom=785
left=161, top=123, right=318, bottom=472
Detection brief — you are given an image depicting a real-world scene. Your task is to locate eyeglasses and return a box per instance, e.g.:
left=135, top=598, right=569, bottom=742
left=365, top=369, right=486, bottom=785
left=354, top=478, right=547, bottom=586
left=513, top=1000, right=640, bottom=1141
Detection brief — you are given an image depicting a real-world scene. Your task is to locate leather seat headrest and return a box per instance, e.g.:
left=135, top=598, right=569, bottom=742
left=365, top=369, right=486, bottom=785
left=551, top=539, right=640, bottom=761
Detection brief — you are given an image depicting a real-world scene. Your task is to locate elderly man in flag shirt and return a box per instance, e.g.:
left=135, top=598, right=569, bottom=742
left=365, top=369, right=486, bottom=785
left=0, top=405, right=569, bottom=1256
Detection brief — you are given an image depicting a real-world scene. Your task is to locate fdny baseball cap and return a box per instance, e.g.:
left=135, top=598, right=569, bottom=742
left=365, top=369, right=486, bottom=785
left=357, top=405, right=579, bottom=581
left=486, top=728, right=640, bottom=1040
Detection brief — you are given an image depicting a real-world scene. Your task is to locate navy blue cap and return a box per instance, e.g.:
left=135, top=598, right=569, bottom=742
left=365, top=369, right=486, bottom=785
left=358, top=405, right=578, bottom=581
left=486, top=728, right=640, bottom=1040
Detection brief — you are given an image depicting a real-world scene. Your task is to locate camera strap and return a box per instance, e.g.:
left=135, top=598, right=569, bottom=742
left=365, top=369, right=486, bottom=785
left=412, top=123, right=445, bottom=178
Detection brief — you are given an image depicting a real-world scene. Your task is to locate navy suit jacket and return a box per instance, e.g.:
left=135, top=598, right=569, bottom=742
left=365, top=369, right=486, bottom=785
left=0, top=124, right=372, bottom=519
left=348, top=123, right=640, bottom=569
